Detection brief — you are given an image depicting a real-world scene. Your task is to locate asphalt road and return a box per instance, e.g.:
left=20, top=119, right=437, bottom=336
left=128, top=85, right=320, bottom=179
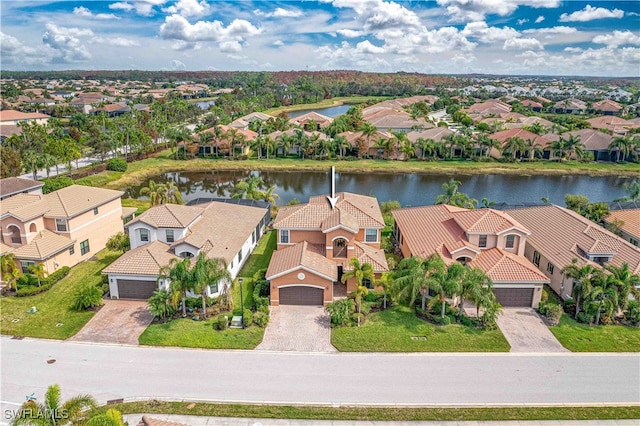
left=1, top=337, right=638, bottom=420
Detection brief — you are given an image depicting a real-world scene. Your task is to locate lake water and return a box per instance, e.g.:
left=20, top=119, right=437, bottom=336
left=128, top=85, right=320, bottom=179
left=125, top=170, right=632, bottom=207
left=196, top=100, right=216, bottom=110
left=286, top=104, right=352, bottom=119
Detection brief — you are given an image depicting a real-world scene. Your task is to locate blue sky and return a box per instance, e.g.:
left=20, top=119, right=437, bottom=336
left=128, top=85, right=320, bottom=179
left=1, top=1, right=639, bottom=76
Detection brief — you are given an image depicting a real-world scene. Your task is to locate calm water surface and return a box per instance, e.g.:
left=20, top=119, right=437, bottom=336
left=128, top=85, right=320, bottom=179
left=286, top=105, right=352, bottom=119
left=125, top=170, right=632, bottom=207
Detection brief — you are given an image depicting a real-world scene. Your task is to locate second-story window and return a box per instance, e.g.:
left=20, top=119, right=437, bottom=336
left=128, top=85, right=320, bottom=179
left=533, top=251, right=541, bottom=266
left=280, top=229, right=289, bottom=244
left=166, top=230, right=174, bottom=243
left=93, top=207, right=99, bottom=215
left=140, top=228, right=149, bottom=242
left=56, top=219, right=67, bottom=232
left=505, top=235, right=515, bottom=249
left=547, top=262, right=555, bottom=275
left=237, top=248, right=243, bottom=263
left=365, top=229, right=378, bottom=243
left=478, top=234, right=487, bottom=248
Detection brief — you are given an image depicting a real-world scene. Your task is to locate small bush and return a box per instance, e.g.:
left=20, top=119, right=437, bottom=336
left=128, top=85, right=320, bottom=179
left=460, top=315, right=474, bottom=327
left=254, top=296, right=269, bottom=310
left=107, top=157, right=128, bottom=172
left=624, top=300, right=640, bottom=325
left=538, top=301, right=549, bottom=316
left=258, top=304, right=270, bottom=315
left=243, top=309, right=253, bottom=327
left=359, top=302, right=372, bottom=316
left=440, top=316, right=451, bottom=325
left=351, top=312, right=365, bottom=326
left=540, top=287, right=550, bottom=303
left=364, top=292, right=377, bottom=303
left=253, top=311, right=269, bottom=327
left=232, top=307, right=244, bottom=316
left=213, top=315, right=228, bottom=330
left=72, top=285, right=103, bottom=311
left=576, top=311, right=593, bottom=325
left=106, top=232, right=130, bottom=252
left=545, top=304, right=564, bottom=326
left=185, top=297, right=201, bottom=310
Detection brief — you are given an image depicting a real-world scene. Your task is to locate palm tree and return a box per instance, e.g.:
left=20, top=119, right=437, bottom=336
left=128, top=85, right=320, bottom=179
left=525, top=138, right=543, bottom=161
left=461, top=267, right=495, bottom=319
left=564, top=134, right=584, bottom=160
left=341, top=257, right=374, bottom=326
left=621, top=179, right=640, bottom=202
left=28, top=263, right=47, bottom=287
left=428, top=260, right=465, bottom=318
left=192, top=253, right=231, bottom=320
left=333, top=134, right=350, bottom=159
left=608, top=136, right=631, bottom=162
left=262, top=185, right=280, bottom=205
left=148, top=289, right=174, bottom=323
left=12, top=384, right=97, bottom=426
left=140, top=180, right=164, bottom=205
left=86, top=409, right=125, bottom=426
left=375, top=271, right=394, bottom=310
left=503, top=136, right=527, bottom=160
left=1, top=253, right=21, bottom=291
left=164, top=180, right=184, bottom=204
left=604, top=263, right=640, bottom=312
left=435, top=179, right=478, bottom=209
left=393, top=256, right=433, bottom=311
left=561, top=259, right=598, bottom=319
left=359, top=121, right=378, bottom=153
left=159, top=257, right=193, bottom=318
left=588, top=273, right=619, bottom=325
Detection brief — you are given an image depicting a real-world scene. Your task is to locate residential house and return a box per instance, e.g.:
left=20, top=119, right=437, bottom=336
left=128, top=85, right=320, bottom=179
left=229, top=112, right=274, bottom=130
left=604, top=209, right=640, bottom=247
left=587, top=116, right=639, bottom=136
left=553, top=98, right=587, bottom=114
left=564, top=129, right=613, bottom=161
left=520, top=99, right=543, bottom=113
left=0, top=177, right=44, bottom=201
left=505, top=205, right=640, bottom=300
left=465, top=99, right=512, bottom=116
left=592, top=100, right=622, bottom=116
left=104, top=201, right=270, bottom=299
left=392, top=205, right=549, bottom=308
left=0, top=110, right=50, bottom=127
left=70, top=93, right=111, bottom=114
left=289, top=111, right=333, bottom=130
left=90, top=103, right=131, bottom=117
left=266, top=192, right=388, bottom=306
left=338, top=129, right=392, bottom=158
left=1, top=184, right=125, bottom=275
left=487, top=128, right=551, bottom=159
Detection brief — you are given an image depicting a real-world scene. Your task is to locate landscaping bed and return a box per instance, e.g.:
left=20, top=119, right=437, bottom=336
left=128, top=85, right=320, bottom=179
left=331, top=305, right=510, bottom=352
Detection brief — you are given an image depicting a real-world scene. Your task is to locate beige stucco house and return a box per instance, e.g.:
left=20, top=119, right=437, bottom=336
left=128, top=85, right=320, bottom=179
left=266, top=192, right=388, bottom=306
left=0, top=183, right=125, bottom=275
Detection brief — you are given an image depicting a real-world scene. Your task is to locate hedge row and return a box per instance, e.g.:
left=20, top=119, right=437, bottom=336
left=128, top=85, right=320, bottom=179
left=16, top=266, right=70, bottom=297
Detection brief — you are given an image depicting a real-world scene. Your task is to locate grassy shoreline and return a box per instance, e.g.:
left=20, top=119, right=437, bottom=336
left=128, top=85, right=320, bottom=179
left=107, top=401, right=640, bottom=421
left=79, top=152, right=639, bottom=192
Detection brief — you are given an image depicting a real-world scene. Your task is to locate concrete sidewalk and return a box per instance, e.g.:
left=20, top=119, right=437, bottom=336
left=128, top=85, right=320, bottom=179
left=123, top=414, right=639, bottom=426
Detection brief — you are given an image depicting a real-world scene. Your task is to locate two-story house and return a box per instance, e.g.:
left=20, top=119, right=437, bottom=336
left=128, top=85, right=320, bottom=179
left=266, top=192, right=389, bottom=306
left=103, top=200, right=270, bottom=299
left=0, top=183, right=125, bottom=275
left=392, top=205, right=549, bottom=308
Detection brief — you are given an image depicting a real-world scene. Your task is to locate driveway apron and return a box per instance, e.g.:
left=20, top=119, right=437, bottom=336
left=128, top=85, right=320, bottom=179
left=496, top=308, right=568, bottom=353
left=256, top=305, right=336, bottom=352
left=68, top=299, right=153, bottom=345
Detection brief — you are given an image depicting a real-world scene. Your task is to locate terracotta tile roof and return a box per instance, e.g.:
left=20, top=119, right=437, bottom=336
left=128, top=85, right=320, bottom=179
left=129, top=204, right=204, bottom=229
left=275, top=192, right=384, bottom=230
left=0, top=110, right=50, bottom=122
left=321, top=209, right=359, bottom=233
left=521, top=99, right=543, bottom=108
left=405, top=127, right=453, bottom=143
left=0, top=241, right=15, bottom=255
left=0, top=194, right=50, bottom=221
left=12, top=230, right=74, bottom=260
left=0, top=178, right=43, bottom=198
left=566, top=129, right=613, bottom=151
left=489, top=128, right=551, bottom=147
left=593, top=99, right=622, bottom=112
left=44, top=185, right=124, bottom=218
left=121, top=207, right=138, bottom=219
left=178, top=202, right=267, bottom=265
left=289, top=111, right=334, bottom=127
left=469, top=248, right=548, bottom=282
left=348, top=240, right=389, bottom=272
left=103, top=240, right=177, bottom=276
left=362, top=96, right=437, bottom=117
left=465, top=100, right=512, bottom=114
left=587, top=116, right=639, bottom=133
left=506, top=205, right=640, bottom=274
left=266, top=241, right=337, bottom=281
left=553, top=98, right=587, bottom=110
left=451, top=209, right=530, bottom=234
left=606, top=209, right=640, bottom=240
left=363, top=109, right=428, bottom=129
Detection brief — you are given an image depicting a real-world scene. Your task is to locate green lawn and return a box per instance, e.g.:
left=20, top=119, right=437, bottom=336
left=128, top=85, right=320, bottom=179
left=332, top=305, right=510, bottom=352
left=549, top=314, right=640, bottom=352
left=109, top=401, right=640, bottom=421
left=138, top=316, right=264, bottom=349
left=0, top=250, right=121, bottom=339
left=138, top=231, right=276, bottom=349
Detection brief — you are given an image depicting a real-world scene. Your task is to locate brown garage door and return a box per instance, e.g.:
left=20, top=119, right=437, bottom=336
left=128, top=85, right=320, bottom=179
left=279, top=286, right=324, bottom=306
left=493, top=288, right=534, bottom=307
left=117, top=279, right=157, bottom=299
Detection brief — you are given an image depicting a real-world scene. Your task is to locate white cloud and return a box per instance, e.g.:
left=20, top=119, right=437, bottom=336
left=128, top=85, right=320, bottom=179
left=462, top=22, right=519, bottom=43
left=170, top=59, right=186, bottom=70
left=73, top=6, right=120, bottom=20
left=42, top=23, right=93, bottom=63
left=355, top=40, right=385, bottom=54
left=273, top=40, right=284, bottom=46
left=535, top=16, right=545, bottom=23
left=517, top=19, right=528, bottom=25
left=329, top=0, right=421, bottom=32
left=523, top=26, right=577, bottom=35
left=559, top=5, right=624, bottom=22
left=163, top=0, right=212, bottom=18
left=254, top=7, right=303, bottom=18
left=109, top=0, right=167, bottom=16
left=219, top=40, right=242, bottom=53
left=336, top=29, right=365, bottom=38
left=503, top=37, right=544, bottom=50
left=592, top=30, right=640, bottom=48
left=436, top=0, right=560, bottom=22
left=92, top=36, right=139, bottom=47
left=0, top=32, right=47, bottom=66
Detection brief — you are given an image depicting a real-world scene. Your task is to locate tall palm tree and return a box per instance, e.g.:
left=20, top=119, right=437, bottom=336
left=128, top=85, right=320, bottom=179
left=159, top=257, right=193, bottom=318
left=12, top=384, right=97, bottom=426
left=375, top=271, right=394, bottom=310
left=604, top=263, right=640, bottom=312
left=461, top=267, right=495, bottom=318
left=140, top=180, right=164, bottom=205
left=341, top=257, right=374, bottom=326
left=621, top=179, right=640, bottom=202
left=28, top=263, right=47, bottom=287
left=393, top=256, right=433, bottom=311
left=1, top=253, right=21, bottom=291
left=503, top=136, right=527, bottom=160
left=608, top=136, right=631, bottom=162
left=192, top=253, right=231, bottom=320
left=525, top=138, right=543, bottom=161
left=428, top=260, right=466, bottom=318
left=359, top=121, right=378, bottom=153
left=435, top=178, right=462, bottom=205
left=564, top=134, right=585, bottom=160
left=588, top=273, right=619, bottom=325
left=561, top=259, right=598, bottom=319
left=333, top=134, right=350, bottom=159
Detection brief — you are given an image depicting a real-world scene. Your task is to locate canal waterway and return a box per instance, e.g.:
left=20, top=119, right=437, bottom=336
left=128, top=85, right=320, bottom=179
left=125, top=170, right=631, bottom=207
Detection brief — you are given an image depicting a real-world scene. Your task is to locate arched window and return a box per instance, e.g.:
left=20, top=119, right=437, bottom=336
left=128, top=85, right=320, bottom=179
left=333, top=238, right=347, bottom=258
left=7, top=225, right=21, bottom=244
left=29, top=223, right=37, bottom=233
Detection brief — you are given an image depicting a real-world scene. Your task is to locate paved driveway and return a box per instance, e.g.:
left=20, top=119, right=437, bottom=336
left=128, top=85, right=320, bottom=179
left=68, top=299, right=153, bottom=345
left=496, top=308, right=568, bottom=353
left=256, top=305, right=336, bottom=352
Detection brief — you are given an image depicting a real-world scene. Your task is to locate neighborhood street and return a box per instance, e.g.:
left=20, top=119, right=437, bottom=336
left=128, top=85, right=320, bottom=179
left=1, top=336, right=638, bottom=419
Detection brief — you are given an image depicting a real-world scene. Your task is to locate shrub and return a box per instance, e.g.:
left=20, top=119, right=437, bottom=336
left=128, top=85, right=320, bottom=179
left=359, top=302, right=372, bottom=316
left=624, top=300, right=640, bottom=325
left=364, top=292, right=377, bottom=303
left=253, top=311, right=269, bottom=327
left=258, top=304, right=270, bottom=315
left=72, top=285, right=103, bottom=311
left=213, top=315, right=228, bottom=330
left=106, top=232, right=130, bottom=252
left=326, top=298, right=355, bottom=327
left=351, top=312, right=365, bottom=326
left=460, top=315, right=474, bottom=327
left=576, top=311, right=593, bottom=325
left=440, top=316, right=451, bottom=326
left=107, top=157, right=128, bottom=172
left=243, top=309, right=253, bottom=327
left=15, top=266, right=70, bottom=296
left=254, top=296, right=269, bottom=310
left=538, top=301, right=548, bottom=316
left=42, top=176, right=74, bottom=194
left=232, top=307, right=243, bottom=316
left=545, top=304, right=564, bottom=326
left=185, top=297, right=201, bottom=310
left=540, top=287, right=550, bottom=303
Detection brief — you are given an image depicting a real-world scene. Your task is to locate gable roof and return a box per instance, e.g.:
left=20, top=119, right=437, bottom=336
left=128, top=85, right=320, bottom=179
left=451, top=209, right=530, bottom=234
left=274, top=192, right=384, bottom=230
left=103, top=240, right=178, bottom=276
left=0, top=194, right=51, bottom=221
left=12, top=230, right=75, bottom=260
left=566, top=129, right=613, bottom=151
left=348, top=240, right=389, bottom=273
left=506, top=205, right=640, bottom=274
left=469, top=248, right=548, bottom=282
left=289, top=111, right=334, bottom=127
left=605, top=209, right=640, bottom=240
left=44, top=185, right=124, bottom=218
left=0, top=178, right=43, bottom=198
left=266, top=241, right=337, bottom=281
left=129, top=204, right=204, bottom=229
